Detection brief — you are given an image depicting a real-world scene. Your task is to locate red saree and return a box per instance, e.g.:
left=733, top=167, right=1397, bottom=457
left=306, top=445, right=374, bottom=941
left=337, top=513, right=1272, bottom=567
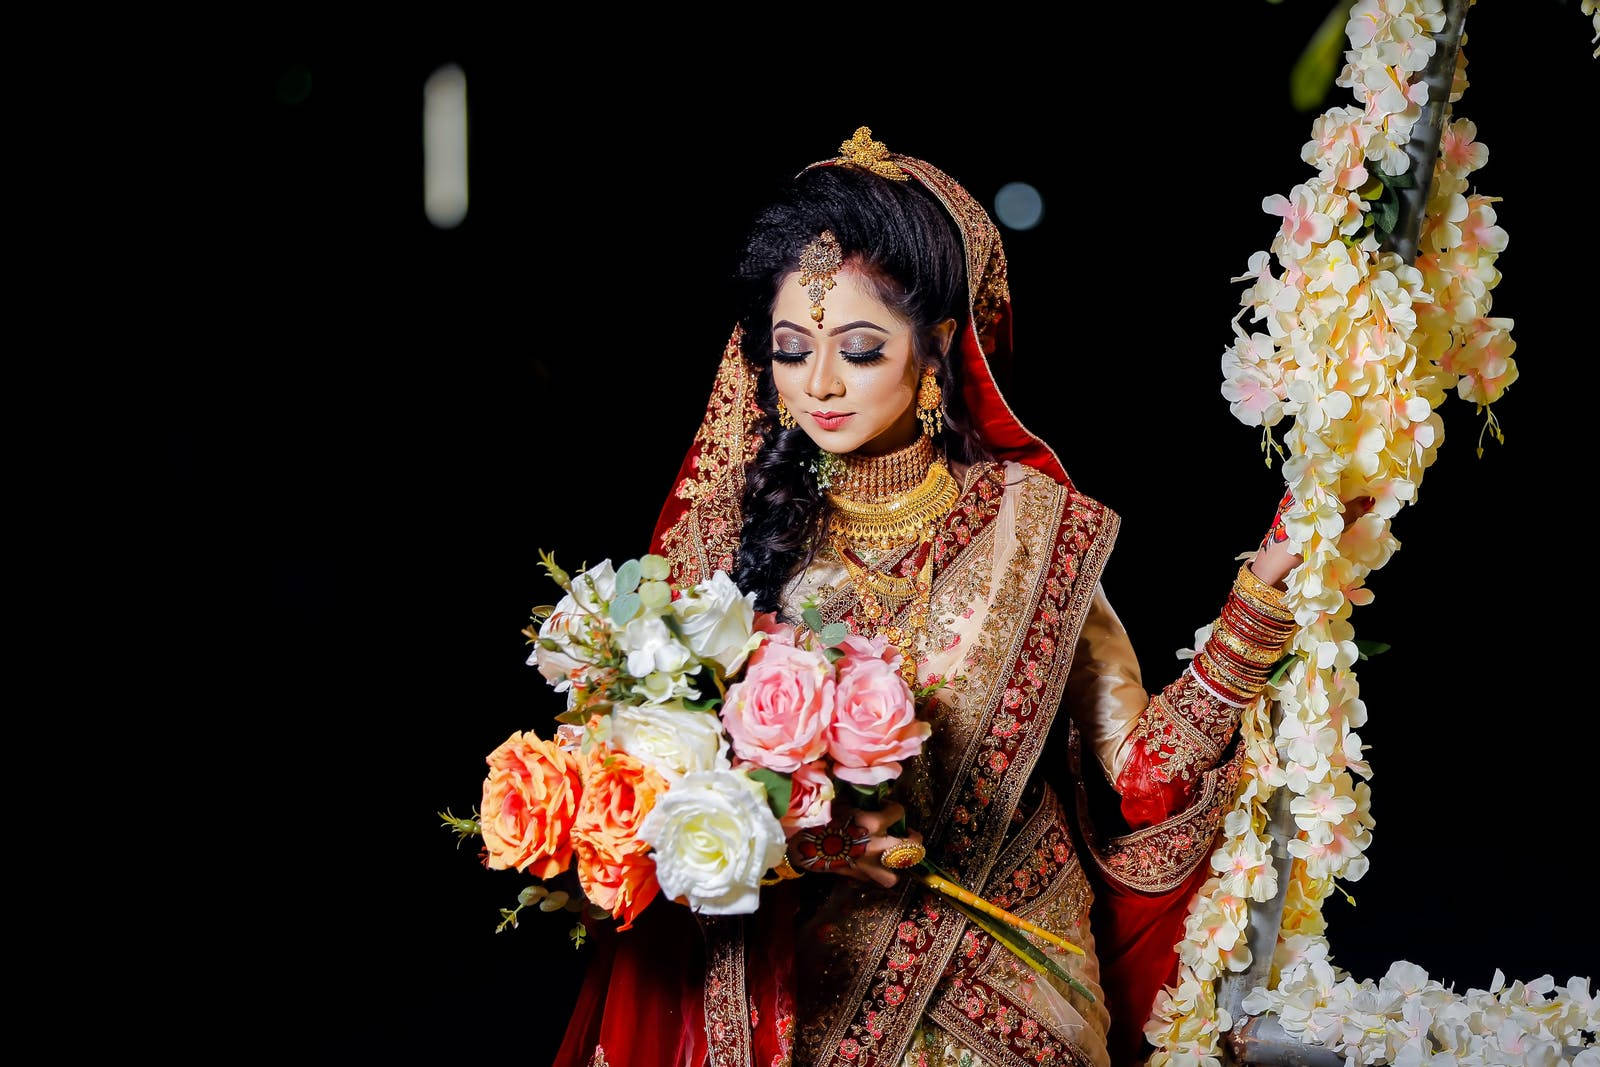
left=553, top=136, right=1258, bottom=1067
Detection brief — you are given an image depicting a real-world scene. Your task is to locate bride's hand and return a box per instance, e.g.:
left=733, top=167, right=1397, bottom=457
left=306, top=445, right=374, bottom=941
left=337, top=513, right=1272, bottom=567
left=1250, top=486, right=1376, bottom=590
left=787, top=801, right=924, bottom=889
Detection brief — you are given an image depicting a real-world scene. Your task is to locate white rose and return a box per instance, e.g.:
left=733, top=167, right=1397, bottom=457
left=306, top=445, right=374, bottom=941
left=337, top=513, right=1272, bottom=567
left=528, top=560, right=619, bottom=691
left=672, top=570, right=759, bottom=677
left=637, top=768, right=787, bottom=916
left=610, top=703, right=730, bottom=782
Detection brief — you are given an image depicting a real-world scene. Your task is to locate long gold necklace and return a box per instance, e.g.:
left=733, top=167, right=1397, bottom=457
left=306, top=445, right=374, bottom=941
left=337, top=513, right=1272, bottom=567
left=823, top=432, right=960, bottom=682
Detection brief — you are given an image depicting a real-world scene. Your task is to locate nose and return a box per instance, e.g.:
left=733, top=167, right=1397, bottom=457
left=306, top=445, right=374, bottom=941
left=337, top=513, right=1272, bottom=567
left=805, top=348, right=844, bottom=401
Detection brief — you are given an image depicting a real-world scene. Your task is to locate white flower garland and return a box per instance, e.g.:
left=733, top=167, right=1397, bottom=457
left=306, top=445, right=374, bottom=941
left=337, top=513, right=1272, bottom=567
left=1141, top=2, right=1573, bottom=1063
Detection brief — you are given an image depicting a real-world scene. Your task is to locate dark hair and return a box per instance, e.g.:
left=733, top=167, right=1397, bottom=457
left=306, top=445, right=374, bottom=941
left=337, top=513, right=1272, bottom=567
left=731, top=164, right=992, bottom=613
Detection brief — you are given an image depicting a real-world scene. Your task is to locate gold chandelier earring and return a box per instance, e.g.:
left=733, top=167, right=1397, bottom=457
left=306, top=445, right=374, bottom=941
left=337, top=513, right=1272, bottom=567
left=916, top=367, right=943, bottom=438
left=776, top=395, right=797, bottom=430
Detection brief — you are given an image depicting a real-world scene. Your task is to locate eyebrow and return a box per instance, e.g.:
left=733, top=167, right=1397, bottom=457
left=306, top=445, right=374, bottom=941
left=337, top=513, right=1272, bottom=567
left=772, top=319, right=891, bottom=337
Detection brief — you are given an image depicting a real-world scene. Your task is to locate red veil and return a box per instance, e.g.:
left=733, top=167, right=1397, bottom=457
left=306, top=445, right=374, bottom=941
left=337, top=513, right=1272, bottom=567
left=553, top=130, right=1209, bottom=1067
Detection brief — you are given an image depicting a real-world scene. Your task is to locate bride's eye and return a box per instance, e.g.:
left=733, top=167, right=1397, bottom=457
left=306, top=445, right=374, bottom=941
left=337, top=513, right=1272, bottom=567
left=771, top=345, right=886, bottom=366
left=842, top=346, right=885, bottom=366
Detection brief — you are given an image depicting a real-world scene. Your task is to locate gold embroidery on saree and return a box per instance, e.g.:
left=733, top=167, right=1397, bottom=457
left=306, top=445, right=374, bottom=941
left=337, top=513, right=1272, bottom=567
left=704, top=915, right=756, bottom=1067
left=803, top=469, right=1121, bottom=1067
left=658, top=326, right=765, bottom=587
left=1073, top=728, right=1248, bottom=894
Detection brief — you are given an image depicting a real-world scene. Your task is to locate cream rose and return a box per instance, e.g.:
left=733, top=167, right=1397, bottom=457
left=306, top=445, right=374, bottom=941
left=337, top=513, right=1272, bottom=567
left=609, top=703, right=732, bottom=783
left=636, top=768, right=787, bottom=915
left=671, top=570, right=760, bottom=676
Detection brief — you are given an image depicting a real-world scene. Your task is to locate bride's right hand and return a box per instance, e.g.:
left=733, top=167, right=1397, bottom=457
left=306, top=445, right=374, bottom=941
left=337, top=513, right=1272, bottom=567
left=787, top=801, right=924, bottom=889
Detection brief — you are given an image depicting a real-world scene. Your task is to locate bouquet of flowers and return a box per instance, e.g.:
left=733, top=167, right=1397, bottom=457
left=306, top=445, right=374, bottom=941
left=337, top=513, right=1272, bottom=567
left=441, top=552, right=1094, bottom=998
left=440, top=551, right=934, bottom=941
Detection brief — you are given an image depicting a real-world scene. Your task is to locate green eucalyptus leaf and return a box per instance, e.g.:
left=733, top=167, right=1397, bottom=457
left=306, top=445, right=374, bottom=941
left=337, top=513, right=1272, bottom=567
left=639, top=580, right=672, bottom=612
left=615, top=559, right=642, bottom=596
left=802, top=606, right=825, bottom=633
left=745, top=768, right=793, bottom=820
left=610, top=593, right=641, bottom=625
left=639, top=554, right=670, bottom=581
left=823, top=647, right=845, bottom=664
left=819, top=622, right=849, bottom=646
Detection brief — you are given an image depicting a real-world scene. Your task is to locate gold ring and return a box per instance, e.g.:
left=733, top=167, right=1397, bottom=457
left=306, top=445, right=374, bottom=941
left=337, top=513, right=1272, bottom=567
left=880, top=841, right=926, bottom=870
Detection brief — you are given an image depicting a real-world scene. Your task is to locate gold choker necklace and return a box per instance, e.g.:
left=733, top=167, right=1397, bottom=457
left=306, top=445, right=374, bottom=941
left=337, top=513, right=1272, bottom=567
left=819, top=433, right=961, bottom=684
left=824, top=434, right=960, bottom=551
left=830, top=433, right=935, bottom=501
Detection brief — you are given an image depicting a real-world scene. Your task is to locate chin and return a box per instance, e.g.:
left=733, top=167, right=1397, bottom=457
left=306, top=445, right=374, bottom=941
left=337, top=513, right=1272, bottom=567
left=804, top=428, right=872, bottom=454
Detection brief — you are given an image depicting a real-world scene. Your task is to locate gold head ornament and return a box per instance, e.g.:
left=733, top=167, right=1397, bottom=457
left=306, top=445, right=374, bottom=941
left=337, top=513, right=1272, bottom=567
left=835, top=126, right=910, bottom=182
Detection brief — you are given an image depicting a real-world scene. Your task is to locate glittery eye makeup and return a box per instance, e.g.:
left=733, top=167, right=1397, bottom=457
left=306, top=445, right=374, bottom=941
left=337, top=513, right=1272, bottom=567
left=771, top=345, right=887, bottom=367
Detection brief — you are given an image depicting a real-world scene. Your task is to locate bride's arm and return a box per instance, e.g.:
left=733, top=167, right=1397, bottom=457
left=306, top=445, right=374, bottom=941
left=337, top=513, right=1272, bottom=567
left=1067, top=562, right=1298, bottom=831
left=1068, top=487, right=1378, bottom=830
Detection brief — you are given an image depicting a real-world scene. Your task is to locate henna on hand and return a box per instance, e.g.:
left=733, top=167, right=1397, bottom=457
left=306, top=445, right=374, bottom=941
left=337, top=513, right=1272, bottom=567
left=1260, top=485, right=1294, bottom=552
left=789, top=811, right=871, bottom=873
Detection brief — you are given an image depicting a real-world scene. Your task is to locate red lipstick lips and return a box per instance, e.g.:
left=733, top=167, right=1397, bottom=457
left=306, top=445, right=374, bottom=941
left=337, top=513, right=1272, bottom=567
left=809, top=411, right=853, bottom=430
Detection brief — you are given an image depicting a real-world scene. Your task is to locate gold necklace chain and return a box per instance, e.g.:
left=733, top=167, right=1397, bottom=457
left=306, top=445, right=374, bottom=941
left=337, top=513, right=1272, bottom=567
left=821, top=432, right=960, bottom=682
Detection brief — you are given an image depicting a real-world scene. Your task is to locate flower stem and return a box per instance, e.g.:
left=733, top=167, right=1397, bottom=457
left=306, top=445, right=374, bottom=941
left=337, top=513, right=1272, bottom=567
left=919, top=867, right=1085, bottom=957
left=939, top=895, right=1096, bottom=1002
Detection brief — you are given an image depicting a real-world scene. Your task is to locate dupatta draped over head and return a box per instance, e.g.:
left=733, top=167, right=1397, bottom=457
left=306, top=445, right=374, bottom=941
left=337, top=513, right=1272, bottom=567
left=648, top=132, right=1074, bottom=584
left=553, top=129, right=1242, bottom=1067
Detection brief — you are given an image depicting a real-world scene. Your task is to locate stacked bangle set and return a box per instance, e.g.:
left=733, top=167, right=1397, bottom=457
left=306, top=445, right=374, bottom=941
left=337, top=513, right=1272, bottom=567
left=1188, top=563, right=1299, bottom=706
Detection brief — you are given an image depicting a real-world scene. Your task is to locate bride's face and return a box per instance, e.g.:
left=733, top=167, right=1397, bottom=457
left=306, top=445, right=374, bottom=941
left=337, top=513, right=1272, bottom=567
left=769, top=264, right=943, bottom=456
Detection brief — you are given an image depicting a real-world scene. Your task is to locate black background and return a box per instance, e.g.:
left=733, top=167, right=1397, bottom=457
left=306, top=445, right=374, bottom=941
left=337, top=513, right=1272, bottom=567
left=167, top=7, right=1596, bottom=1060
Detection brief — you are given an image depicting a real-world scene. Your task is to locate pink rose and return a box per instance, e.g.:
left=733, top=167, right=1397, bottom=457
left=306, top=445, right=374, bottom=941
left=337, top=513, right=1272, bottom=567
left=479, top=730, right=583, bottom=877
left=834, top=632, right=905, bottom=672
left=719, top=641, right=834, bottom=773
left=780, top=759, right=836, bottom=835
left=752, top=611, right=796, bottom=647
left=827, top=651, right=928, bottom=786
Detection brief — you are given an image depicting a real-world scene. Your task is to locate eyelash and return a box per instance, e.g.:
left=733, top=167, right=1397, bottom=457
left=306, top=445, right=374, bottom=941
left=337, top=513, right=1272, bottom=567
left=772, top=346, right=886, bottom=367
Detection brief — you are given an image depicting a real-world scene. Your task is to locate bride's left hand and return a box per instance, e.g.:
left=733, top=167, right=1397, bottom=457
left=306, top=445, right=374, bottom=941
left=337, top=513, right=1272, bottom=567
left=787, top=802, right=923, bottom=889
left=1250, top=486, right=1376, bottom=589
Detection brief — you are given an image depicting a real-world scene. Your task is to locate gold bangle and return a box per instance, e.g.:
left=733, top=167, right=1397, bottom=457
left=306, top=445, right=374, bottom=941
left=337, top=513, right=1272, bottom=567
left=1209, top=617, right=1289, bottom=667
left=1196, top=646, right=1267, bottom=699
left=1235, top=563, right=1294, bottom=619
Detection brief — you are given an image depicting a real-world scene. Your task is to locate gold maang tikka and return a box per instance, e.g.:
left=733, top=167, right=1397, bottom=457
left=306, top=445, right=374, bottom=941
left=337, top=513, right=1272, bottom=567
left=798, top=229, right=843, bottom=326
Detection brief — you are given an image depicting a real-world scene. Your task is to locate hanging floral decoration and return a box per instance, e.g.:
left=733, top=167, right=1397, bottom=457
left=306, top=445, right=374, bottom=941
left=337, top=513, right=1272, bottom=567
left=1138, top=3, right=1593, bottom=1064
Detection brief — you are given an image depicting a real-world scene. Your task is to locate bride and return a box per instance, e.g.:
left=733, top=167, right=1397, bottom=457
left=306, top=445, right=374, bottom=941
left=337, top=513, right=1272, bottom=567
left=552, top=127, right=1370, bottom=1067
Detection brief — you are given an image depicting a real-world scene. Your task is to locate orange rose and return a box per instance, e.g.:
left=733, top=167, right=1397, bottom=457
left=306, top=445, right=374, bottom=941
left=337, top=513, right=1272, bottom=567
left=479, top=730, right=583, bottom=878
left=572, top=744, right=666, bottom=930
